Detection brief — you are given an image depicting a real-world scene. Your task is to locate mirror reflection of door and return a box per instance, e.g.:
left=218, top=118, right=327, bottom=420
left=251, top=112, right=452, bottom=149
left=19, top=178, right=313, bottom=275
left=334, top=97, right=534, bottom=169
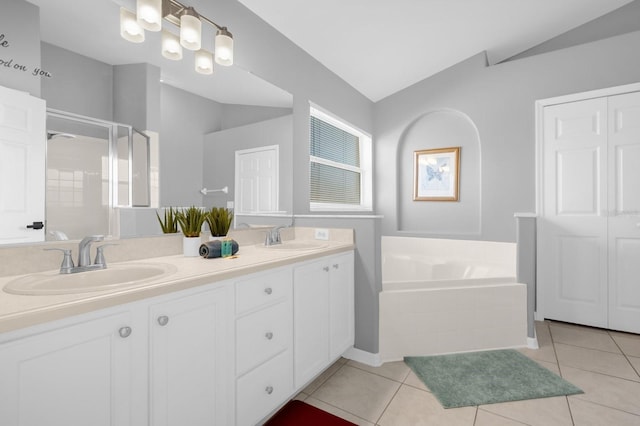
left=235, top=145, right=279, bottom=214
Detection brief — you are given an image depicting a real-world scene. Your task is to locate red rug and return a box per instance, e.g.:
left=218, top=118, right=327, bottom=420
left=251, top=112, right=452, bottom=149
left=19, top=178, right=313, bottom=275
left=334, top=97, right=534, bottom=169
left=264, top=400, right=357, bottom=425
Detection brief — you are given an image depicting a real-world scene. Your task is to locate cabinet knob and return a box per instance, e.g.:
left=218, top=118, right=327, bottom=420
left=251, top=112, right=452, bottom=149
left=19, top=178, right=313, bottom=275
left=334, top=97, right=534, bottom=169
left=333, top=264, right=339, bottom=269
left=118, top=326, right=132, bottom=338
left=157, top=315, right=169, bottom=326
left=265, top=331, right=274, bottom=340
left=264, top=287, right=273, bottom=295
left=265, top=386, right=274, bottom=395
left=323, top=266, right=329, bottom=272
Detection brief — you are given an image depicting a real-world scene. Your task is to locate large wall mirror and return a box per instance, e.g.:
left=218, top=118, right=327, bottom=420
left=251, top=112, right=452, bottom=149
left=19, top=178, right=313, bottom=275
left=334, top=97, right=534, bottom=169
left=2, top=0, right=294, bottom=245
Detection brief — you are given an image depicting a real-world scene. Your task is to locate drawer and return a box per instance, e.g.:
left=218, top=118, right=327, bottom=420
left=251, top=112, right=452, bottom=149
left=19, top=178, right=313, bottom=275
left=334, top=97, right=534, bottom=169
left=235, top=268, right=292, bottom=314
left=236, top=300, right=292, bottom=376
left=236, top=349, right=293, bottom=426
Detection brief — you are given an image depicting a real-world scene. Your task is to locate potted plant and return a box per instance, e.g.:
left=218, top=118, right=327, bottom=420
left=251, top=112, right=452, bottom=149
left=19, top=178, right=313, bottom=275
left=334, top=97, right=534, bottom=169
left=206, top=207, right=234, bottom=239
left=156, top=207, right=179, bottom=234
left=176, top=206, right=207, bottom=256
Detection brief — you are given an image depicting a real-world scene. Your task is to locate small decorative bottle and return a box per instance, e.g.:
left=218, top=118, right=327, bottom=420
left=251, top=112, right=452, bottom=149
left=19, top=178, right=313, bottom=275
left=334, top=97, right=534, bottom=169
left=221, top=237, right=233, bottom=258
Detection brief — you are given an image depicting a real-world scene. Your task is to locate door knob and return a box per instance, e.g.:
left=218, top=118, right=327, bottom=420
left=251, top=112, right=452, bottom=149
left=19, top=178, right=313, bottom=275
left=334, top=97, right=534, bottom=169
left=157, top=315, right=169, bottom=326
left=26, top=221, right=44, bottom=230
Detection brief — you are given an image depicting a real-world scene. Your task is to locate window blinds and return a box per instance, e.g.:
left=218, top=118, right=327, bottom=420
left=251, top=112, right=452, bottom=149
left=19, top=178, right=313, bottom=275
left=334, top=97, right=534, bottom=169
left=310, top=115, right=361, bottom=205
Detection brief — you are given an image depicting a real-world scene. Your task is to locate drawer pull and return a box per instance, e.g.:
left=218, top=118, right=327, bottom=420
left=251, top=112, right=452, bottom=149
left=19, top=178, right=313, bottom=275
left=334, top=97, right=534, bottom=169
left=118, top=326, right=132, bottom=338
left=264, top=287, right=273, bottom=295
left=265, top=331, right=274, bottom=340
left=333, top=264, right=339, bottom=269
left=157, top=315, right=169, bottom=326
left=323, top=266, right=329, bottom=272
left=265, top=386, right=274, bottom=395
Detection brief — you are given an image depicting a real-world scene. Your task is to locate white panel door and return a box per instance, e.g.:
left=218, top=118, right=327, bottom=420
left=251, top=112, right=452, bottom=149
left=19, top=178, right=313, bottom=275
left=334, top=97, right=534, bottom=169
left=235, top=145, right=278, bottom=214
left=607, top=92, right=640, bottom=333
left=0, top=85, right=46, bottom=243
left=539, top=98, right=608, bottom=327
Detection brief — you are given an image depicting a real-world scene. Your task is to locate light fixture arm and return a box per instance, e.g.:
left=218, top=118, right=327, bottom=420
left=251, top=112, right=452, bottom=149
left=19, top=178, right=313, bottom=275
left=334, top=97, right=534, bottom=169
left=162, top=0, right=225, bottom=30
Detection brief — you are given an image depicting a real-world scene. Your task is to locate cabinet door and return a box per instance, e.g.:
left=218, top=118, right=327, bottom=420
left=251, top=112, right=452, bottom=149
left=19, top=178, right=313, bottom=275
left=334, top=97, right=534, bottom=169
left=0, top=312, right=133, bottom=426
left=293, top=259, right=329, bottom=388
left=150, top=286, right=230, bottom=426
left=329, top=252, right=355, bottom=359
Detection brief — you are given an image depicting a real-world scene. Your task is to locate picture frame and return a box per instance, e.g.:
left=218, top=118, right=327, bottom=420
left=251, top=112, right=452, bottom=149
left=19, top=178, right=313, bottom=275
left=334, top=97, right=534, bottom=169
left=413, top=147, right=460, bottom=201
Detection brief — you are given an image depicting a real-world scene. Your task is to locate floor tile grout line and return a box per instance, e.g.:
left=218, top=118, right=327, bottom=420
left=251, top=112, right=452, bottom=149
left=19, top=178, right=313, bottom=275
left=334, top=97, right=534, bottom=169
left=476, top=407, right=533, bottom=426
left=373, top=381, right=403, bottom=426
left=607, top=329, right=640, bottom=380
left=569, top=395, right=640, bottom=418
left=553, top=340, right=625, bottom=356
left=346, top=361, right=410, bottom=385
left=305, top=396, right=373, bottom=425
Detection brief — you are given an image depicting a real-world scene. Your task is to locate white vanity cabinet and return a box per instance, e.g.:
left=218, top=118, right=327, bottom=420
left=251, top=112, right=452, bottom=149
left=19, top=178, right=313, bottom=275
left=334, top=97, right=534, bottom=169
left=293, top=251, right=355, bottom=388
left=0, top=247, right=355, bottom=426
left=0, top=310, right=135, bottom=426
left=149, top=286, right=231, bottom=426
left=234, top=267, right=294, bottom=426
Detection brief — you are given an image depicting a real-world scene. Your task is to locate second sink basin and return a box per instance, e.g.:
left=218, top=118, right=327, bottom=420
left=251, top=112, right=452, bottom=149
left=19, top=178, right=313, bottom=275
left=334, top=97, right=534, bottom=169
left=4, top=263, right=177, bottom=296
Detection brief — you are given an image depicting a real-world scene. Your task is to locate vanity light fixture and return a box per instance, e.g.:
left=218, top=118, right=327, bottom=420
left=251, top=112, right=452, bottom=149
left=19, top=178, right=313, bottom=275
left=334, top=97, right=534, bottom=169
left=120, top=0, right=234, bottom=73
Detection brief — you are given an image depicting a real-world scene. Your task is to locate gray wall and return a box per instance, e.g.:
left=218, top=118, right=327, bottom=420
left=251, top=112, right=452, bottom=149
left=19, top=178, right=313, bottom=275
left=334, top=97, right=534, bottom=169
left=221, top=104, right=292, bottom=130
left=0, top=0, right=40, bottom=96
left=113, top=63, right=161, bottom=132
left=203, top=115, right=293, bottom=212
left=160, top=84, right=222, bottom=207
left=375, top=30, right=640, bottom=243
left=41, top=43, right=113, bottom=121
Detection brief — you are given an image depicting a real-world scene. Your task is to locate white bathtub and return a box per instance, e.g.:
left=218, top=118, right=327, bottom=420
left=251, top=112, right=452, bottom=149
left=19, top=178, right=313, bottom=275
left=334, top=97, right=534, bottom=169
left=379, top=237, right=527, bottom=362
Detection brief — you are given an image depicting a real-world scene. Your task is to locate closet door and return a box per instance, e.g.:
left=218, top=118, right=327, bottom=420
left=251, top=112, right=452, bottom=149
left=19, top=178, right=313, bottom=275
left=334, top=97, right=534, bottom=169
left=539, top=98, right=608, bottom=328
left=607, top=92, right=640, bottom=333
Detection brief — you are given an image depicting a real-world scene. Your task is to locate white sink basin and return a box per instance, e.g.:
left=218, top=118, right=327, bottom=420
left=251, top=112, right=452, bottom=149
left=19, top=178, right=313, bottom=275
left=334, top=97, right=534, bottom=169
left=259, top=241, right=328, bottom=251
left=4, top=263, right=177, bottom=295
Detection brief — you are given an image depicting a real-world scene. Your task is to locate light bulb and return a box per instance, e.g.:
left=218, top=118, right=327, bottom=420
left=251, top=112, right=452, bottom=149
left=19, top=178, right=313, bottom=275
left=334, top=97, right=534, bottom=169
left=180, top=7, right=201, bottom=51
left=195, top=50, right=213, bottom=75
left=120, top=8, right=145, bottom=43
left=162, top=30, right=182, bottom=60
left=214, top=28, right=233, bottom=66
left=137, top=0, right=162, bottom=31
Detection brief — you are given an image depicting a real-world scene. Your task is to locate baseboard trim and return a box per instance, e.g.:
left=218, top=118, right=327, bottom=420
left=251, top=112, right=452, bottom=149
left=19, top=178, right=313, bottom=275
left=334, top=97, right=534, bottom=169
left=342, top=347, right=382, bottom=367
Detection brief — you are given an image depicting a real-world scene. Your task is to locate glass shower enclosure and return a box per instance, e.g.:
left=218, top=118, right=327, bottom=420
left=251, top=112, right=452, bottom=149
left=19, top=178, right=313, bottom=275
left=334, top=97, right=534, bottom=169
left=45, top=109, right=150, bottom=241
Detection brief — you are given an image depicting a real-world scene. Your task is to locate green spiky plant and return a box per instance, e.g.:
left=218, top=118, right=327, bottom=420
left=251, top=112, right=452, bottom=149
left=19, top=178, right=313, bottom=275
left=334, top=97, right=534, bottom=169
left=156, top=207, right=179, bottom=234
left=206, top=207, right=234, bottom=237
left=175, top=206, right=207, bottom=238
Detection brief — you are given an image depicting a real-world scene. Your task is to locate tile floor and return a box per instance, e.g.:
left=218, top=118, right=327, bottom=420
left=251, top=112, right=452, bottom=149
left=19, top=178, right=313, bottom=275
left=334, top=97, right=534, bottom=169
left=294, top=321, right=640, bottom=425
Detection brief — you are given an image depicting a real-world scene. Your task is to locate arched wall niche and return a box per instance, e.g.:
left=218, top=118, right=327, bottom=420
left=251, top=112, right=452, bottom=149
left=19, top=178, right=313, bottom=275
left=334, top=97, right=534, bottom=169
left=396, top=108, right=481, bottom=236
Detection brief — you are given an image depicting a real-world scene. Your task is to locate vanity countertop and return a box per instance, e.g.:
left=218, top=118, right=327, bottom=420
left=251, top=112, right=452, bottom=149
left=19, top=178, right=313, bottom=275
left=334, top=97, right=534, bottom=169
left=0, top=240, right=354, bottom=334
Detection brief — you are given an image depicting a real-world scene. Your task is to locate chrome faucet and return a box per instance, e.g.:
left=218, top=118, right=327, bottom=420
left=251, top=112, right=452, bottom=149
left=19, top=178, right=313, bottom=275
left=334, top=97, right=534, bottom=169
left=46, top=235, right=111, bottom=274
left=78, top=235, right=104, bottom=267
left=265, top=225, right=286, bottom=246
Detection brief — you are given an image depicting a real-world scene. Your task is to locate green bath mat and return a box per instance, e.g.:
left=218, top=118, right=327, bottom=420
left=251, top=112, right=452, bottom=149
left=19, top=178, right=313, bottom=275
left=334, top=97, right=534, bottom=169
left=405, top=349, right=583, bottom=408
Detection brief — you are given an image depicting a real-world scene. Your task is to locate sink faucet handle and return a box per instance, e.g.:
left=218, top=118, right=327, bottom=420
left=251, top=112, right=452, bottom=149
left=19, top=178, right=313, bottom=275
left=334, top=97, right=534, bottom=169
left=44, top=248, right=75, bottom=274
left=94, top=244, right=117, bottom=268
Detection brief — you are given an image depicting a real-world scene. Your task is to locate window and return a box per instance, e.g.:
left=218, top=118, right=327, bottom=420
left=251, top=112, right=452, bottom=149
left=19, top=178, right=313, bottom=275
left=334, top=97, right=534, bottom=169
left=309, top=107, right=372, bottom=211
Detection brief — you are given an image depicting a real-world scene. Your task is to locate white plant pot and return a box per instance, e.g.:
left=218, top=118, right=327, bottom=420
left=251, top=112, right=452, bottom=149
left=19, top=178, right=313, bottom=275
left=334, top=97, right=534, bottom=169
left=183, top=236, right=201, bottom=257
left=209, top=235, right=226, bottom=242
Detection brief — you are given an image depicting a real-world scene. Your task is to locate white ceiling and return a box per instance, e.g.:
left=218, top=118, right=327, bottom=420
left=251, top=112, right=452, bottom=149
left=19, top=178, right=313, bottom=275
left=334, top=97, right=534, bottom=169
left=25, top=0, right=293, bottom=107
left=25, top=0, right=634, bottom=105
left=238, top=0, right=635, bottom=101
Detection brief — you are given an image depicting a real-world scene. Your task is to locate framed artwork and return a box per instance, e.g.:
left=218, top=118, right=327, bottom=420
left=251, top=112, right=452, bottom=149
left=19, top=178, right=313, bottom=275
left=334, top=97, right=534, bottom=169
left=413, top=147, right=460, bottom=201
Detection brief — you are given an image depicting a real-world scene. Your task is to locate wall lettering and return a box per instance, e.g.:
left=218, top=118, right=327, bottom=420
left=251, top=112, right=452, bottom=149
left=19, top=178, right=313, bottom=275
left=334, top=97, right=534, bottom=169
left=0, top=33, right=52, bottom=78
